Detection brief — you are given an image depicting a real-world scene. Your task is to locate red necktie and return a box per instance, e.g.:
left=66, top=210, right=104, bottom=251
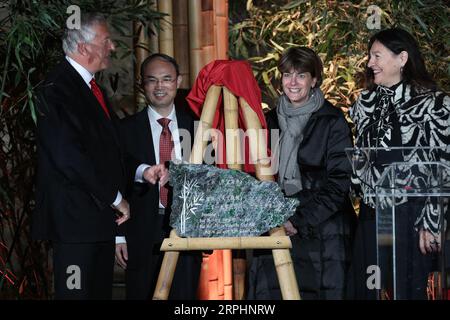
left=158, top=118, right=174, bottom=207
left=90, top=78, right=110, bottom=119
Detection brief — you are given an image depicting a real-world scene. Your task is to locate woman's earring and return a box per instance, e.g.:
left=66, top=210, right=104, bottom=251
left=400, top=66, right=404, bottom=74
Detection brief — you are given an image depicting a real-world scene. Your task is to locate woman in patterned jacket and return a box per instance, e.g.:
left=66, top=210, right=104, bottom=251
left=347, top=28, right=450, bottom=299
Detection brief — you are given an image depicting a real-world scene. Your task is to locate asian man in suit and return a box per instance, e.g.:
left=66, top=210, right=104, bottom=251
left=115, top=54, right=201, bottom=300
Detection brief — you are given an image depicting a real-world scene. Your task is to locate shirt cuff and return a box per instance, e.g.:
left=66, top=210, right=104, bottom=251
left=112, top=191, right=122, bottom=207
left=136, top=164, right=151, bottom=183
left=115, top=236, right=126, bottom=244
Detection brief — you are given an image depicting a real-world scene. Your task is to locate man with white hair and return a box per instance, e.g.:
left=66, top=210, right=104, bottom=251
left=32, top=12, right=144, bottom=299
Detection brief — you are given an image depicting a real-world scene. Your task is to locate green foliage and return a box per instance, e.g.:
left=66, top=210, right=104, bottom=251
left=229, top=0, right=450, bottom=110
left=0, top=0, right=163, bottom=299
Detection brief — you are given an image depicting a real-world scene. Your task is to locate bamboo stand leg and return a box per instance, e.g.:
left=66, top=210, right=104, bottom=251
left=189, top=85, right=221, bottom=299
left=223, top=87, right=241, bottom=300
left=152, top=230, right=180, bottom=300
left=239, top=97, right=273, bottom=181
left=269, top=227, right=301, bottom=300
left=240, top=97, right=301, bottom=300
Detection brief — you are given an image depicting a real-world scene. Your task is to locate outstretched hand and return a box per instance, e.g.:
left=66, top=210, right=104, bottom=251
left=143, top=164, right=169, bottom=185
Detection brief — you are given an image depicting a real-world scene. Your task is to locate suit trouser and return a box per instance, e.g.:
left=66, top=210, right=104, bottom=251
left=126, top=250, right=201, bottom=300
left=53, top=240, right=115, bottom=300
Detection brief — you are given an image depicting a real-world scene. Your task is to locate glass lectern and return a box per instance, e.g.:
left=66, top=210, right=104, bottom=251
left=347, top=146, right=450, bottom=300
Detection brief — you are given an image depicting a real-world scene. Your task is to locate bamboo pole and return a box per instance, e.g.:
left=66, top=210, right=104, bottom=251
left=133, top=19, right=150, bottom=110
left=158, top=0, right=174, bottom=57
left=189, top=85, right=222, bottom=164
left=269, top=227, right=301, bottom=300
left=233, top=254, right=246, bottom=300
left=160, top=236, right=292, bottom=251
left=149, top=0, right=159, bottom=54
left=188, top=0, right=203, bottom=85
left=201, top=0, right=215, bottom=65
left=201, top=0, right=214, bottom=45
left=216, top=250, right=224, bottom=299
left=152, top=229, right=180, bottom=300
left=173, top=0, right=190, bottom=89
left=208, top=251, right=219, bottom=300
left=214, top=0, right=228, bottom=59
left=239, top=97, right=274, bottom=182
left=223, top=250, right=233, bottom=300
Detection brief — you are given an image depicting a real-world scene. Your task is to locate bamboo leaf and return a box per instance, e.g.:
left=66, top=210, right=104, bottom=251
left=281, top=0, right=308, bottom=10
left=413, top=14, right=431, bottom=39
left=29, top=97, right=37, bottom=124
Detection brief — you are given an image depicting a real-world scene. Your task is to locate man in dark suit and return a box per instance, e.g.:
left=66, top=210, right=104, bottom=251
left=115, top=54, right=201, bottom=300
left=33, top=13, right=140, bottom=299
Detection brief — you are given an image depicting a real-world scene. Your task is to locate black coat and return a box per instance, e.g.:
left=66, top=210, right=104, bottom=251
left=119, top=105, right=200, bottom=299
left=248, top=100, right=356, bottom=300
left=32, top=59, right=125, bottom=243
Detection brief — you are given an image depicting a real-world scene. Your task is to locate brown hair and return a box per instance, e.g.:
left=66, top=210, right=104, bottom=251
left=278, top=47, right=323, bottom=87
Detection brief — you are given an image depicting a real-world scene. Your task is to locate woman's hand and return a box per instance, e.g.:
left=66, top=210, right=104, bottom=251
left=283, top=220, right=298, bottom=236
left=419, top=229, right=441, bottom=255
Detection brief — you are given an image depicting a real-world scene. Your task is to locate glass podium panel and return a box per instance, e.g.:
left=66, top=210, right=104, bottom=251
left=346, top=146, right=450, bottom=300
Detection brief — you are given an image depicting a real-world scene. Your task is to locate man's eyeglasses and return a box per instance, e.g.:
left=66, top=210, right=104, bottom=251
left=142, top=76, right=177, bottom=86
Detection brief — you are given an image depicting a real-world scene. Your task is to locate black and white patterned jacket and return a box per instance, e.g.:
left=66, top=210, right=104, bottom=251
left=350, top=83, right=450, bottom=235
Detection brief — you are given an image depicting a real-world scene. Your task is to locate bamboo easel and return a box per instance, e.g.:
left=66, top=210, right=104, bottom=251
left=152, top=85, right=300, bottom=300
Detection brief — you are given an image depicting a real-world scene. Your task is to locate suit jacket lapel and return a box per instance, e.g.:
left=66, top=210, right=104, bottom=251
left=64, top=60, right=121, bottom=147
left=137, top=109, right=157, bottom=165
left=175, top=106, right=195, bottom=140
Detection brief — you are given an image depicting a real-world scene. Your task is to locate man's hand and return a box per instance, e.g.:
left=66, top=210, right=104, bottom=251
left=143, top=164, right=169, bottom=185
left=113, top=198, right=130, bottom=225
left=115, top=243, right=128, bottom=269
left=283, top=220, right=298, bottom=236
left=419, top=229, right=441, bottom=255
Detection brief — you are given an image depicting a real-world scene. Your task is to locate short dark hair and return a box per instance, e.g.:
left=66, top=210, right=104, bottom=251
left=278, top=47, right=323, bottom=87
left=366, top=28, right=436, bottom=91
left=140, top=53, right=180, bottom=85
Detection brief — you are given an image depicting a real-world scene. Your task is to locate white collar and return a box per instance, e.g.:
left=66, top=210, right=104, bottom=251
left=66, top=56, right=94, bottom=87
left=147, top=105, right=176, bottom=123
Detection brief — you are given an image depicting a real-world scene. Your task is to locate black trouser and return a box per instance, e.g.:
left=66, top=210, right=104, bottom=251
left=53, top=240, right=115, bottom=300
left=347, top=202, right=435, bottom=300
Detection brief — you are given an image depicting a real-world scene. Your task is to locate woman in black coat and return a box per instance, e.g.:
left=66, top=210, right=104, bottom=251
left=247, top=47, right=356, bottom=300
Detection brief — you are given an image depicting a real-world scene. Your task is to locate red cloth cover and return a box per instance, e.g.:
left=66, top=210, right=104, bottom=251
left=186, top=60, right=268, bottom=173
